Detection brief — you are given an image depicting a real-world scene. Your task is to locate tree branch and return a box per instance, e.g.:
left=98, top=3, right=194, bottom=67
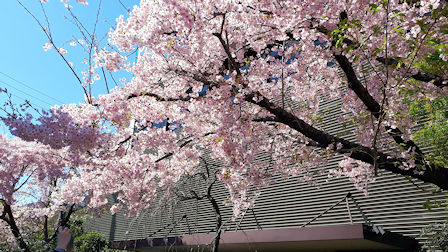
left=16, top=0, right=91, bottom=103
left=13, top=166, right=35, bottom=193
left=411, top=71, right=448, bottom=88
left=252, top=116, right=281, bottom=122
left=0, top=201, right=31, bottom=252
left=154, top=132, right=214, bottom=163
left=314, top=24, right=358, bottom=47
left=128, top=91, right=191, bottom=101
left=376, top=57, right=448, bottom=88
left=315, top=11, right=446, bottom=90
left=212, top=13, right=242, bottom=78
left=43, top=215, right=49, bottom=242
left=127, top=68, right=219, bottom=101
left=245, top=92, right=448, bottom=189
left=0, top=200, right=8, bottom=223
left=47, top=204, right=76, bottom=243
left=334, top=54, right=431, bottom=166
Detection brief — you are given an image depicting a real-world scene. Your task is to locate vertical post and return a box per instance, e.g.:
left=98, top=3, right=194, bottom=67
left=345, top=197, right=353, bottom=224
left=348, top=194, right=371, bottom=225
left=184, top=215, right=192, bottom=235
left=251, top=209, right=262, bottom=230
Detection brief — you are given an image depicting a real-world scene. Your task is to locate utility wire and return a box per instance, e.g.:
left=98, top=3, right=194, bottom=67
left=0, top=79, right=54, bottom=107
left=4, top=91, right=47, bottom=111
left=0, top=71, right=64, bottom=104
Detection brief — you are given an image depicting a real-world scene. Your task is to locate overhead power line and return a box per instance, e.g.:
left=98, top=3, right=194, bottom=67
left=0, top=79, right=54, bottom=107
left=0, top=71, right=65, bottom=104
left=3, top=91, right=47, bottom=112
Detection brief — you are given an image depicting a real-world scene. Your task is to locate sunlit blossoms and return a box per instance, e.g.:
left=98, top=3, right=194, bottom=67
left=3, top=0, right=448, bottom=222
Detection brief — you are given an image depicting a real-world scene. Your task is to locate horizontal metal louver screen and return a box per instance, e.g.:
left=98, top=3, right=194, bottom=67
left=84, top=60, right=448, bottom=249
left=84, top=164, right=448, bottom=244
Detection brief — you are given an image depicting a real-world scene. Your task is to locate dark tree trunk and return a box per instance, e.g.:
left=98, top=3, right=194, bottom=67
left=208, top=196, right=222, bottom=252
left=0, top=202, right=31, bottom=252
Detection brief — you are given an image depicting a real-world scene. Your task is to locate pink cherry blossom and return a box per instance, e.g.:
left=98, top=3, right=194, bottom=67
left=3, top=0, right=447, bottom=223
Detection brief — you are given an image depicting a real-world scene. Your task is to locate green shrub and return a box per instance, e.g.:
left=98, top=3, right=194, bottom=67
left=74, top=232, right=108, bottom=252
left=420, top=221, right=448, bottom=251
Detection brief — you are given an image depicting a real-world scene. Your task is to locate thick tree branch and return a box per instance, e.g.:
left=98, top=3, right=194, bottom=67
left=315, top=13, right=447, bottom=90
left=315, top=11, right=443, bottom=176
left=60, top=204, right=75, bottom=228
left=128, top=92, right=191, bottom=101
left=376, top=57, right=448, bottom=88
left=411, top=71, right=448, bottom=88
left=43, top=215, right=49, bottom=242
left=334, top=54, right=432, bottom=164
left=245, top=92, right=448, bottom=190
left=334, top=54, right=382, bottom=117
left=252, top=116, right=282, bottom=122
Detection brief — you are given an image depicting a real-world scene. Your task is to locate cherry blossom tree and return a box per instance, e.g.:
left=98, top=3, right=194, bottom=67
left=0, top=1, right=115, bottom=250
left=3, top=0, right=448, bottom=234
left=0, top=131, right=75, bottom=251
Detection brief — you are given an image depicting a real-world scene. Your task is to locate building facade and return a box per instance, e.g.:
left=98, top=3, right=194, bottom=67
left=85, top=87, right=448, bottom=251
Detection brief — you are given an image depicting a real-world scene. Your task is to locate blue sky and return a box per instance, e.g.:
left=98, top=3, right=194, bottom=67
left=0, top=0, right=138, bottom=135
